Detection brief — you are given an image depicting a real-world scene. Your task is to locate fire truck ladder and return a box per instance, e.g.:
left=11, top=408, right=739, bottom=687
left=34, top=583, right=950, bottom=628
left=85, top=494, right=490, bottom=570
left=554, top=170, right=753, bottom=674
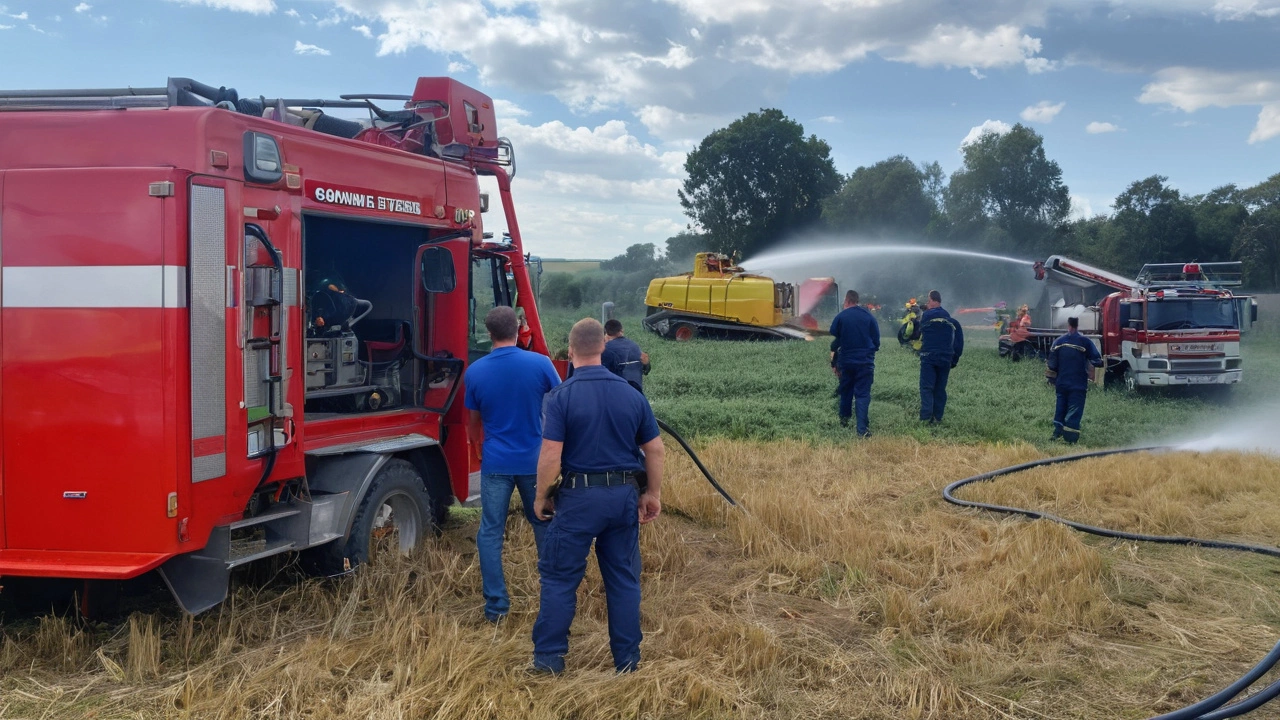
left=0, top=78, right=517, bottom=171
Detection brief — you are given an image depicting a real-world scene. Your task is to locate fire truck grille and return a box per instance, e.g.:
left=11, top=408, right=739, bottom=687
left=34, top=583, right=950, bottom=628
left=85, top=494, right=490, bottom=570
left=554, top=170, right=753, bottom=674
left=1171, top=360, right=1222, bottom=372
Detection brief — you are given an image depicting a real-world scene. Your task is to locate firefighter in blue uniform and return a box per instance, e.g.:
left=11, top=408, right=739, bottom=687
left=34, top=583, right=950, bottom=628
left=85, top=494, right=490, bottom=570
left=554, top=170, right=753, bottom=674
left=918, top=290, right=964, bottom=424
left=828, top=289, right=880, bottom=438
left=1047, top=315, right=1102, bottom=444
left=531, top=318, right=665, bottom=675
left=601, top=318, right=651, bottom=393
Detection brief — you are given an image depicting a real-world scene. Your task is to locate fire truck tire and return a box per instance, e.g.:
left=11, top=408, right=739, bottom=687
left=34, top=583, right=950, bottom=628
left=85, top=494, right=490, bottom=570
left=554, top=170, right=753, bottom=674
left=304, top=459, right=433, bottom=576
left=672, top=323, right=697, bottom=342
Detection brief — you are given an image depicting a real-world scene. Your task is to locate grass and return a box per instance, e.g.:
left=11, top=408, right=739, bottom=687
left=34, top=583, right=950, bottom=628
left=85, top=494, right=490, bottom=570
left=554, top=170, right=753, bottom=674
left=3, top=309, right=1279, bottom=719
left=541, top=309, right=1280, bottom=450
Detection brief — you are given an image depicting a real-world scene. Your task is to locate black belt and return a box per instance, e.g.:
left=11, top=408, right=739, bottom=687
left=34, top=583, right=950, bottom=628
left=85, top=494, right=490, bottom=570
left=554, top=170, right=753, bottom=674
left=561, top=471, right=638, bottom=489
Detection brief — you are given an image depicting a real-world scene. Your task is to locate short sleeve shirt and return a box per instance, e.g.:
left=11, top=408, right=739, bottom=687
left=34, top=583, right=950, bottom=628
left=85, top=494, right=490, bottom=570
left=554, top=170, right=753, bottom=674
left=464, top=346, right=562, bottom=475
left=541, top=365, right=659, bottom=474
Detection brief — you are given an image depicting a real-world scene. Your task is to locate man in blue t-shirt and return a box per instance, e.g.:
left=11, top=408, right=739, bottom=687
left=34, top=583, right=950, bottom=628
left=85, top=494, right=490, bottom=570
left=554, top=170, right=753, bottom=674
left=530, top=318, right=665, bottom=675
left=464, top=306, right=562, bottom=623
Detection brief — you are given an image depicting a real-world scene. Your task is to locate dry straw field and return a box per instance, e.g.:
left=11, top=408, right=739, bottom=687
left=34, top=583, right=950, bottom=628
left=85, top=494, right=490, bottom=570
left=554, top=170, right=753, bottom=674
left=4, top=440, right=1280, bottom=719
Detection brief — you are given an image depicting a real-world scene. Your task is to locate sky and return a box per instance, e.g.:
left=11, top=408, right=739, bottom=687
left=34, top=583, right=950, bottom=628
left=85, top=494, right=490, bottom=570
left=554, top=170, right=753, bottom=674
left=1, top=0, right=1278, bottom=259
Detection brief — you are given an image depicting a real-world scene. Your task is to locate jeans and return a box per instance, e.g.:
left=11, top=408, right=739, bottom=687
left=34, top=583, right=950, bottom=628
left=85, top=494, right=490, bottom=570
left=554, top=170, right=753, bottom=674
left=919, top=359, right=952, bottom=422
left=532, top=484, right=642, bottom=673
left=837, top=363, right=874, bottom=435
left=1053, top=388, right=1087, bottom=443
left=478, top=472, right=548, bottom=618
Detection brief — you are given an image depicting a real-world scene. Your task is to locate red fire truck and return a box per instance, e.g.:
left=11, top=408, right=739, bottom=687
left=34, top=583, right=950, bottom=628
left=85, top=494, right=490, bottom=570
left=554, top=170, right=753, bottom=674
left=0, top=77, right=550, bottom=613
left=1004, top=256, right=1253, bottom=390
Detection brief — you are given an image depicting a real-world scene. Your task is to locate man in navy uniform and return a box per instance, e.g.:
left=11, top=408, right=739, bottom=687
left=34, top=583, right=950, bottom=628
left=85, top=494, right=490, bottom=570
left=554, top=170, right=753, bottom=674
left=1047, top=315, right=1103, bottom=444
left=464, top=306, right=561, bottom=623
left=531, top=318, right=665, bottom=675
left=601, top=318, right=651, bottom=393
left=918, top=290, right=964, bottom=424
left=828, top=290, right=880, bottom=438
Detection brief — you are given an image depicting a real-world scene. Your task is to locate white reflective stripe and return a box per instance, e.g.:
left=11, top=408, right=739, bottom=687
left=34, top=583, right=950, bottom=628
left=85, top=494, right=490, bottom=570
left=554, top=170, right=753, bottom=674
left=2, top=265, right=188, bottom=308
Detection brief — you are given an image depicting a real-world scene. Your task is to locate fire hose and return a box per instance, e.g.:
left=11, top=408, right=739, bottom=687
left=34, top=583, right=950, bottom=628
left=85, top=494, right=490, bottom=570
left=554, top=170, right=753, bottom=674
left=943, top=447, right=1280, bottom=719
left=656, top=418, right=737, bottom=507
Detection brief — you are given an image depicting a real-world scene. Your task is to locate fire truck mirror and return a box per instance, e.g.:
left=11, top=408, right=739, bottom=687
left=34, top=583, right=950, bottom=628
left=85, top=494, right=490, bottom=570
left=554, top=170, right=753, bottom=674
left=421, top=246, right=456, bottom=294
left=243, top=131, right=284, bottom=185
left=479, top=192, right=490, bottom=214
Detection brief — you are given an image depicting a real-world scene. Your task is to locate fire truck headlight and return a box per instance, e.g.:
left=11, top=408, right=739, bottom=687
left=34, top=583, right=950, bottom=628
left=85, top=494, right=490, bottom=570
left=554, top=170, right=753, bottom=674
left=243, top=131, right=284, bottom=184
left=1147, top=359, right=1169, bottom=370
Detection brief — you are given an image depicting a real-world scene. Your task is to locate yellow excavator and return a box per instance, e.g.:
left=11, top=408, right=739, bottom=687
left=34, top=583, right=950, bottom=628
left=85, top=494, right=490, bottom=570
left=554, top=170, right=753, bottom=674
left=643, top=252, right=838, bottom=341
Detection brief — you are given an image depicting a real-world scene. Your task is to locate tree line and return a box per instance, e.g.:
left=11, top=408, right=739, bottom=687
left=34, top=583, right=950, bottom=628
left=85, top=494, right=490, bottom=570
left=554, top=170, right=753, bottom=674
left=541, top=109, right=1280, bottom=310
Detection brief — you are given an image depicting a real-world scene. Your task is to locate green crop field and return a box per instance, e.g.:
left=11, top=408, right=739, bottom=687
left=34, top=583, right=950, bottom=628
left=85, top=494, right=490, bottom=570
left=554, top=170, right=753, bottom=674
left=541, top=308, right=1280, bottom=449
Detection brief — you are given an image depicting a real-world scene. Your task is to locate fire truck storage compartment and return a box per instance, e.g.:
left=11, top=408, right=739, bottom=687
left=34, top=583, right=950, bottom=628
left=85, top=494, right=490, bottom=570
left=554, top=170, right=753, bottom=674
left=303, top=215, right=425, bottom=417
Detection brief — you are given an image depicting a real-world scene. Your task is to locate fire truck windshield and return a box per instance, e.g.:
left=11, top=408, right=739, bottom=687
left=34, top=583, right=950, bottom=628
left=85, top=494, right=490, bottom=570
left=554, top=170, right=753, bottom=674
left=1146, top=298, right=1238, bottom=331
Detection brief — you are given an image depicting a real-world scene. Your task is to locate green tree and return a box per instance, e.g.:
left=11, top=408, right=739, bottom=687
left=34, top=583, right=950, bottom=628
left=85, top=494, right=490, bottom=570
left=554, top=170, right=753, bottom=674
left=1109, top=175, right=1199, bottom=273
left=822, top=155, right=938, bottom=238
left=944, top=124, right=1071, bottom=253
left=664, top=231, right=707, bottom=268
left=600, top=242, right=666, bottom=274
left=1235, top=173, right=1280, bottom=289
left=1191, top=185, right=1248, bottom=262
left=679, top=109, right=840, bottom=259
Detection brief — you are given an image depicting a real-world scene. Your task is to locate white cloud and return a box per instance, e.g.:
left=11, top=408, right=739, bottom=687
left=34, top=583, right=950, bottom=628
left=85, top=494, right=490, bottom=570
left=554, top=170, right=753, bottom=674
left=6, top=10, right=27, bottom=19
left=285, top=8, right=299, bottom=17
left=1086, top=121, right=1120, bottom=133
left=815, top=115, right=840, bottom=124
left=1020, top=100, right=1065, bottom=123
left=293, top=40, right=330, bottom=55
left=960, top=119, right=1011, bottom=147
left=634, top=105, right=726, bottom=145
left=1139, top=66, right=1280, bottom=143
left=969, top=68, right=986, bottom=80
left=0, top=23, right=11, bottom=30
left=1212, top=0, right=1280, bottom=20
left=1251, top=104, right=1280, bottom=144
left=493, top=98, right=530, bottom=119
left=74, top=2, right=91, bottom=12
left=888, top=24, right=1053, bottom=74
left=168, top=0, right=276, bottom=12
left=327, top=0, right=1059, bottom=116
left=474, top=116, right=689, bottom=256
left=352, top=23, right=371, bottom=37
left=447, top=60, right=471, bottom=73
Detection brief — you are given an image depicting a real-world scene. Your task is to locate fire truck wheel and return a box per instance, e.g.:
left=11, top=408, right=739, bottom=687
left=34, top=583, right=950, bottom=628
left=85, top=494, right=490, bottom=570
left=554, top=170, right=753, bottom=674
left=672, top=323, right=697, bottom=342
left=304, top=459, right=433, bottom=575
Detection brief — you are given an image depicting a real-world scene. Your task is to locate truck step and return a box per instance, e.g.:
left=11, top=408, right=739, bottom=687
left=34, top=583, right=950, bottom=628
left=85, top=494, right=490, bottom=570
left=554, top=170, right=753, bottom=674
left=230, top=505, right=303, bottom=531
left=226, top=537, right=297, bottom=569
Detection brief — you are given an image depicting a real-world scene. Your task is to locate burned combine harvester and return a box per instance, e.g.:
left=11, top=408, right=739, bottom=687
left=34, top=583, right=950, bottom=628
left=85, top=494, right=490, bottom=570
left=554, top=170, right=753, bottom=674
left=0, top=76, right=550, bottom=613
left=643, top=252, right=839, bottom=341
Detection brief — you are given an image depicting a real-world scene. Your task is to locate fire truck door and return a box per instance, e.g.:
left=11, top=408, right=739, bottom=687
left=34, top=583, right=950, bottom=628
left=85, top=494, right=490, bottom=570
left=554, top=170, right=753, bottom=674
left=1, top=168, right=178, bottom=552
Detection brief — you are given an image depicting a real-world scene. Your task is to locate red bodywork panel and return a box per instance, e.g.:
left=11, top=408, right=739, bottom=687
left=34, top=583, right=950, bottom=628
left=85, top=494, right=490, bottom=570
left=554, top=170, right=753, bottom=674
left=0, top=78, right=548, bottom=580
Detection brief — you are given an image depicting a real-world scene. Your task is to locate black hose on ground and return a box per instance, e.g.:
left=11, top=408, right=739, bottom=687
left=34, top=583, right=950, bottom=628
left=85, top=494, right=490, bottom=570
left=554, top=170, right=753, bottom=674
left=943, top=447, right=1280, bottom=719
left=656, top=418, right=737, bottom=506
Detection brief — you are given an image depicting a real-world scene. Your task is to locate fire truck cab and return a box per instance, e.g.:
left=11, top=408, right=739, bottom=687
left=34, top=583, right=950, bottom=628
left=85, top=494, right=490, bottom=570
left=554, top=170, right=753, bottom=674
left=0, top=77, right=548, bottom=613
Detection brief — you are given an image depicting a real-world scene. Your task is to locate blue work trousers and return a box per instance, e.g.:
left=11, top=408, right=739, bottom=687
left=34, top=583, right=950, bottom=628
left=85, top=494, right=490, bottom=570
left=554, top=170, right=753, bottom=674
left=1053, top=388, right=1087, bottom=444
left=532, top=484, right=642, bottom=673
left=478, top=473, right=548, bottom=618
left=837, top=363, right=874, bottom=435
left=919, top=359, right=952, bottom=422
